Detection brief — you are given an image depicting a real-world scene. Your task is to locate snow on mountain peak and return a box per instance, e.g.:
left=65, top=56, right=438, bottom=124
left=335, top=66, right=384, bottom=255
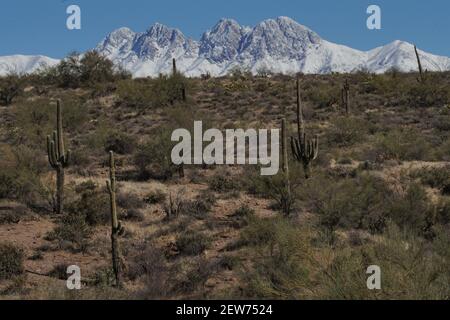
left=2, top=17, right=450, bottom=77
left=200, top=18, right=247, bottom=63
left=0, top=55, right=59, bottom=76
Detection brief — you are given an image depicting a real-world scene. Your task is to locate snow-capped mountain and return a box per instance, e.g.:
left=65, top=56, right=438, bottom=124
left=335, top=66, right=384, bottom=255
left=95, top=16, right=450, bottom=77
left=0, top=55, right=59, bottom=76
left=2, top=17, right=450, bottom=77
left=95, top=23, right=199, bottom=77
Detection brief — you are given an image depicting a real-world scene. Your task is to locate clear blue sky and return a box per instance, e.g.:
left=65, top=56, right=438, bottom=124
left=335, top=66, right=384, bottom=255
left=1, top=0, right=449, bottom=58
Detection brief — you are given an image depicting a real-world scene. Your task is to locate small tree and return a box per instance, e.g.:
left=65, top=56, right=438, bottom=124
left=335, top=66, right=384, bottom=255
left=0, top=72, right=24, bottom=106
left=80, top=51, right=116, bottom=85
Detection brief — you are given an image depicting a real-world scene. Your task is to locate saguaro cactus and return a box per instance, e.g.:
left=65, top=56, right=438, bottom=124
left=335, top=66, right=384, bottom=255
left=291, top=77, right=319, bottom=179
left=47, top=100, right=70, bottom=214
left=414, top=44, right=424, bottom=83
left=281, top=118, right=292, bottom=215
left=106, top=151, right=125, bottom=287
left=172, top=58, right=177, bottom=76
left=341, top=79, right=350, bottom=114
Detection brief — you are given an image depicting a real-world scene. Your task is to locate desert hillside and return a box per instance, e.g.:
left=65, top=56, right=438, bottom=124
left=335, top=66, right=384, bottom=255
left=0, top=55, right=449, bottom=299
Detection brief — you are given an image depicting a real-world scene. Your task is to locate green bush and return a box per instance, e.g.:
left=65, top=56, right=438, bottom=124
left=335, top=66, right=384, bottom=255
left=175, top=230, right=211, bottom=256
left=182, top=192, right=216, bottom=219
left=411, top=166, right=450, bottom=195
left=42, top=51, right=129, bottom=88
left=66, top=184, right=110, bottom=226
left=208, top=172, right=240, bottom=193
left=373, top=128, right=433, bottom=161
left=144, top=189, right=167, bottom=205
left=327, top=116, right=370, bottom=147
left=303, top=174, right=432, bottom=236
left=388, top=183, right=430, bottom=234
left=133, top=128, right=176, bottom=180
left=0, top=73, right=24, bottom=106
left=117, top=73, right=186, bottom=110
left=0, top=243, right=25, bottom=279
left=406, top=82, right=449, bottom=108
left=13, top=98, right=87, bottom=148
left=436, top=199, right=450, bottom=225
left=103, top=131, right=136, bottom=155
left=46, top=213, right=91, bottom=252
left=240, top=217, right=312, bottom=299
left=320, top=223, right=450, bottom=299
left=0, top=146, right=47, bottom=207
left=116, top=79, right=153, bottom=109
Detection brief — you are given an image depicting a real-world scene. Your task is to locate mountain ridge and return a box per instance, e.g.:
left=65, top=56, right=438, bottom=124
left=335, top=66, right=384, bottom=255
left=1, top=16, right=450, bottom=77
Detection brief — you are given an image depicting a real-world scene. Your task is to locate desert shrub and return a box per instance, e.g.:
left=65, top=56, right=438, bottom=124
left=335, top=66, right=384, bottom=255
left=435, top=139, right=450, bottom=161
left=116, top=79, right=153, bottom=109
left=174, top=257, right=215, bottom=295
left=304, top=82, right=340, bottom=108
left=0, top=167, right=46, bottom=208
left=405, top=82, right=449, bottom=108
left=0, top=243, right=24, bottom=279
left=208, top=171, right=240, bottom=193
left=163, top=189, right=185, bottom=220
left=230, top=205, right=255, bottom=228
left=387, top=183, right=431, bottom=235
left=116, top=191, right=144, bottom=210
left=103, top=131, right=136, bottom=155
left=79, top=51, right=118, bottom=85
left=53, top=52, right=82, bottom=88
left=240, top=217, right=313, bottom=299
left=243, top=166, right=303, bottom=216
left=239, top=216, right=280, bottom=248
left=411, top=166, right=450, bottom=195
left=372, top=128, right=433, bottom=162
left=122, top=208, right=145, bottom=222
left=320, top=223, right=450, bottom=299
left=46, top=213, right=91, bottom=252
left=92, top=268, right=116, bottom=287
left=144, top=189, right=167, bottom=205
left=0, top=204, right=29, bottom=225
left=127, top=245, right=168, bottom=296
left=175, top=230, right=211, bottom=256
left=13, top=97, right=87, bottom=148
left=327, top=116, right=370, bottom=147
left=0, top=73, right=25, bottom=106
left=12, top=98, right=53, bottom=147
left=133, top=128, right=176, bottom=180
left=182, top=192, right=216, bottom=219
left=47, top=263, right=70, bottom=280
left=241, top=218, right=450, bottom=299
left=66, top=185, right=110, bottom=226
left=47, top=51, right=129, bottom=88
left=117, top=73, right=186, bottom=110
left=302, top=174, right=431, bottom=237
left=436, top=199, right=450, bottom=225
left=69, top=148, right=90, bottom=167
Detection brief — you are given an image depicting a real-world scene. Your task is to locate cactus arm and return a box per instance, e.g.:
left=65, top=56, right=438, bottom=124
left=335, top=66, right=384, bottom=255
left=47, top=136, right=57, bottom=168
left=62, top=149, right=70, bottom=167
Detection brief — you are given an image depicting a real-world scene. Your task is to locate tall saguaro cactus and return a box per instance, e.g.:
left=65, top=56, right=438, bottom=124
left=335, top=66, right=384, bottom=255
left=172, top=58, right=177, bottom=76
left=106, top=151, right=125, bottom=287
left=172, top=58, right=187, bottom=103
left=414, top=44, right=424, bottom=83
left=291, top=77, right=319, bottom=179
left=47, top=100, right=70, bottom=214
left=341, top=79, right=350, bottom=114
left=281, top=118, right=292, bottom=215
